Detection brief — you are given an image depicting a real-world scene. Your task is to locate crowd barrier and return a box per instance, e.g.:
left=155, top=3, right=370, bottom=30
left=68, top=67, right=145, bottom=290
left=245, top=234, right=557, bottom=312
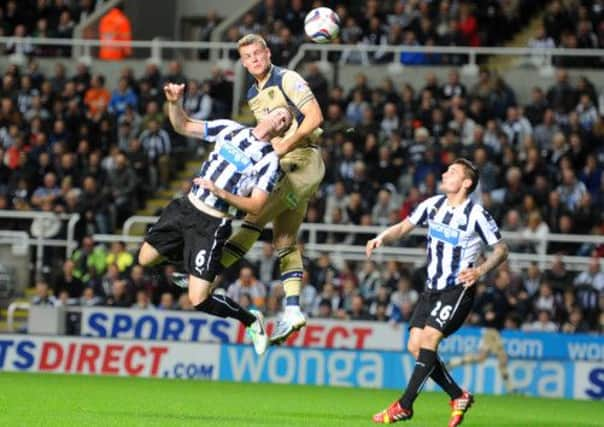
left=1, top=334, right=602, bottom=400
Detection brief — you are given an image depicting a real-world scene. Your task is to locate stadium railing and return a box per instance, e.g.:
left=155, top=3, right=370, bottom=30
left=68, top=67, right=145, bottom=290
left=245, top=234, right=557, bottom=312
left=2, top=36, right=603, bottom=117
left=6, top=301, right=30, bottom=332
left=1, top=211, right=602, bottom=279
left=0, top=211, right=80, bottom=270
left=121, top=214, right=603, bottom=270
left=286, top=43, right=604, bottom=73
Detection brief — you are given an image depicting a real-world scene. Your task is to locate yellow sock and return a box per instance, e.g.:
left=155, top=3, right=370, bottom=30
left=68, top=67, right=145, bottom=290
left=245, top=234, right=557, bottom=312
left=220, top=222, right=262, bottom=268
left=278, top=246, right=303, bottom=306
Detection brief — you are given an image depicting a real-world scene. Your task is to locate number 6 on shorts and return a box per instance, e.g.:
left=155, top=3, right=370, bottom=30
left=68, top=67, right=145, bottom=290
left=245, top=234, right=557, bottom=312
left=194, top=249, right=208, bottom=275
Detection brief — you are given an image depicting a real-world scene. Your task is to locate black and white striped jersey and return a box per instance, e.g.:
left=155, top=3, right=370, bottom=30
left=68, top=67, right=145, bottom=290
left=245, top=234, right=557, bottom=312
left=189, top=119, right=280, bottom=216
left=409, top=195, right=502, bottom=291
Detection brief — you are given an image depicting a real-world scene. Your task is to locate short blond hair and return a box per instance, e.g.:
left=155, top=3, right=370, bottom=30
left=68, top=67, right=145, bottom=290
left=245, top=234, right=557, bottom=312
left=237, top=33, right=268, bottom=50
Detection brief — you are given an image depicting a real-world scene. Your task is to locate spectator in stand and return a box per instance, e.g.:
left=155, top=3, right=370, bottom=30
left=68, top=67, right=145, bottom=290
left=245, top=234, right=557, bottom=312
left=107, top=151, right=137, bottom=227
left=99, top=6, right=132, bottom=61
left=557, top=166, right=588, bottom=212
left=139, top=118, right=171, bottom=190
left=521, top=211, right=550, bottom=255
left=108, top=77, right=138, bottom=118
left=132, top=289, right=154, bottom=310
left=348, top=294, right=372, bottom=320
left=523, top=309, right=559, bottom=332
left=84, top=74, right=110, bottom=119
left=178, top=293, right=194, bottom=311
left=157, top=292, right=176, bottom=310
left=298, top=269, right=318, bottom=316
left=574, top=256, right=604, bottom=293
left=576, top=94, right=599, bottom=132
left=106, top=241, right=134, bottom=273
left=105, top=279, right=133, bottom=307
left=547, top=70, right=578, bottom=114
left=501, top=106, right=533, bottom=147
left=53, top=259, right=84, bottom=299
left=255, top=242, right=279, bottom=286
left=80, top=175, right=110, bottom=234
left=441, top=69, right=466, bottom=100
left=561, top=307, right=590, bottom=333
left=80, top=287, right=102, bottom=307
left=31, top=279, right=57, bottom=306
left=30, top=172, right=61, bottom=209
left=183, top=79, right=212, bottom=121
left=5, top=24, right=33, bottom=56
left=227, top=266, right=267, bottom=310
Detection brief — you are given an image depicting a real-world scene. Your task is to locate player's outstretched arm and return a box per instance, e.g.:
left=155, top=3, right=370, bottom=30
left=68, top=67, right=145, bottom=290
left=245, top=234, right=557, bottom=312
left=194, top=178, right=269, bottom=216
left=164, top=83, right=206, bottom=139
left=366, top=218, right=415, bottom=258
left=457, top=241, right=509, bottom=287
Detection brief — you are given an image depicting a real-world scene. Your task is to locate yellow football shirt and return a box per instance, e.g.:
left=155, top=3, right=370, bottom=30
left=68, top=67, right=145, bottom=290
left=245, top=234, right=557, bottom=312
left=246, top=65, right=316, bottom=141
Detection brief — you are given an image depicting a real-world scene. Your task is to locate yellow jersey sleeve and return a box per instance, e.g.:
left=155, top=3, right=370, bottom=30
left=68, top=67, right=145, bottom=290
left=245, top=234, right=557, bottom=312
left=281, top=70, right=315, bottom=111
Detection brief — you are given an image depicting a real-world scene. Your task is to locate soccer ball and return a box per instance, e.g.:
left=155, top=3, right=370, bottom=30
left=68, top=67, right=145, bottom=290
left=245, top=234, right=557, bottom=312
left=304, top=7, right=340, bottom=44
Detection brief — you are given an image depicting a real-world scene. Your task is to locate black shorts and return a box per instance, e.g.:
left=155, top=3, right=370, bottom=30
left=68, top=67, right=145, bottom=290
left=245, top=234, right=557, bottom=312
left=408, top=285, right=476, bottom=337
left=144, top=197, right=232, bottom=282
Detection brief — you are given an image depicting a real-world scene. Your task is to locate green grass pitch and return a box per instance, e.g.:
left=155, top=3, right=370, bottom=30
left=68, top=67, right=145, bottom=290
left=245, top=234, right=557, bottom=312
left=0, top=372, right=602, bottom=426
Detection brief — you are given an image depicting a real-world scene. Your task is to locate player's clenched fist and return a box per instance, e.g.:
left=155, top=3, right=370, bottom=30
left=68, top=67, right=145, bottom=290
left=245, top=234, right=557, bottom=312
left=164, top=83, right=185, bottom=103
left=365, top=237, right=383, bottom=258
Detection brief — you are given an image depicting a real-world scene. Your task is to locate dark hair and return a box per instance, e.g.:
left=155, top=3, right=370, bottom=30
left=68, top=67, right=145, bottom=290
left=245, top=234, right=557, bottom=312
left=452, top=158, right=480, bottom=194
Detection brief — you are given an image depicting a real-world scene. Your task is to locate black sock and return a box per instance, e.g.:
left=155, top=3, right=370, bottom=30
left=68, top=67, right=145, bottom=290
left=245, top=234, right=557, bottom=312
left=430, top=357, right=463, bottom=399
left=400, top=348, right=437, bottom=409
left=195, top=294, right=256, bottom=326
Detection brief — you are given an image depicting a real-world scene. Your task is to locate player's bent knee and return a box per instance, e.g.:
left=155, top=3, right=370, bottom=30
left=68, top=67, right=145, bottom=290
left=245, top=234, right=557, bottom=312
left=420, top=327, right=444, bottom=350
left=407, top=341, right=420, bottom=358
left=273, top=235, right=296, bottom=251
left=188, top=292, right=208, bottom=306
left=188, top=276, right=212, bottom=306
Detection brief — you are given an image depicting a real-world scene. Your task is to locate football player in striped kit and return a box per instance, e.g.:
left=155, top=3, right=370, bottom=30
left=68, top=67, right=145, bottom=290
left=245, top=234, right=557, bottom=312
left=138, top=83, right=293, bottom=356
left=366, top=159, right=509, bottom=426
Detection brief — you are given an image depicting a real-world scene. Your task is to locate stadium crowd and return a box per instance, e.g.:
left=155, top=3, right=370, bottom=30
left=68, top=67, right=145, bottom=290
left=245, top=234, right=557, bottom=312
left=529, top=0, right=604, bottom=67
left=0, top=1, right=602, bottom=334
left=0, top=0, right=111, bottom=57
left=222, top=0, right=543, bottom=66
left=16, top=60, right=604, bottom=334
left=0, top=59, right=233, bottom=237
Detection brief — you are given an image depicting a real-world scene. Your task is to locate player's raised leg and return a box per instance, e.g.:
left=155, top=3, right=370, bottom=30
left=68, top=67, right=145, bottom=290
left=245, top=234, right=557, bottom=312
left=138, top=241, right=162, bottom=266
left=220, top=221, right=264, bottom=269
left=188, top=274, right=268, bottom=355
left=270, top=201, right=308, bottom=344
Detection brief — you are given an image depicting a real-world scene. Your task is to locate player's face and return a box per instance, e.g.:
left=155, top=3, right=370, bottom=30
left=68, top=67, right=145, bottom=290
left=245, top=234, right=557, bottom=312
left=239, top=43, right=271, bottom=78
left=440, top=164, right=469, bottom=194
left=267, top=108, right=292, bottom=134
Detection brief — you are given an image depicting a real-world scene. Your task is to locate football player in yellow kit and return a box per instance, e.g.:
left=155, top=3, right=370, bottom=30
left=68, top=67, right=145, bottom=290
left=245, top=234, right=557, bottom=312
left=224, top=33, right=325, bottom=343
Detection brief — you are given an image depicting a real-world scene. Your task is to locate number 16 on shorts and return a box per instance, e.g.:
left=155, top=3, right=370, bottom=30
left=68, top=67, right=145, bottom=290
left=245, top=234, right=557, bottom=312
left=430, top=301, right=452, bottom=327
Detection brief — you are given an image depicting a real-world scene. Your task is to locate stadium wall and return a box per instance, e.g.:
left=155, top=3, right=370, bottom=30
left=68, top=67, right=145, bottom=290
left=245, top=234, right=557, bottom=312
left=1, top=334, right=602, bottom=400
